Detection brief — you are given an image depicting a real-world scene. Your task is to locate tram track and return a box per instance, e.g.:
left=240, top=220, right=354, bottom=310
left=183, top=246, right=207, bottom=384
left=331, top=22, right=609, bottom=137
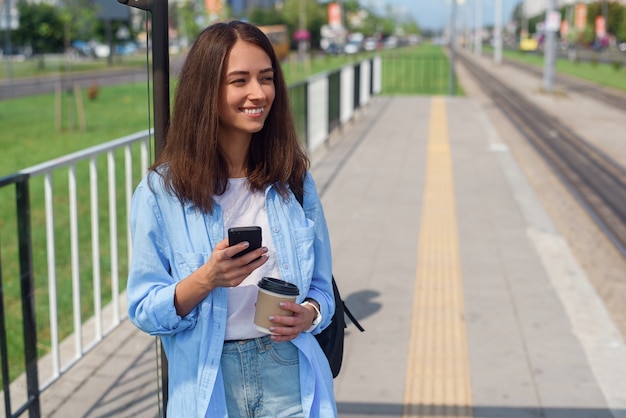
left=502, top=57, right=626, bottom=112
left=457, top=53, right=626, bottom=258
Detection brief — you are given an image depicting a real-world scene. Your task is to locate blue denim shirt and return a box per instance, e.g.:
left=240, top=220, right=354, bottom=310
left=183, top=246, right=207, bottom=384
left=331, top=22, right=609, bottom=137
left=127, top=170, right=336, bottom=417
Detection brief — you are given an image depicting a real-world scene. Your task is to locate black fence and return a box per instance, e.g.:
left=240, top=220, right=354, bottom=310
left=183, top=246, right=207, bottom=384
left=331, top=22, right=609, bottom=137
left=0, top=175, right=40, bottom=418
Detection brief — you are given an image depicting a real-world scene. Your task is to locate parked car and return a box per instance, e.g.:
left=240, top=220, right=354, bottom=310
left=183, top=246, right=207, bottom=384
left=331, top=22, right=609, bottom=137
left=344, top=41, right=361, bottom=54
left=116, top=42, right=138, bottom=55
left=384, top=36, right=398, bottom=49
left=71, top=40, right=92, bottom=56
left=91, top=42, right=111, bottom=58
left=363, top=37, right=377, bottom=51
left=325, top=43, right=343, bottom=55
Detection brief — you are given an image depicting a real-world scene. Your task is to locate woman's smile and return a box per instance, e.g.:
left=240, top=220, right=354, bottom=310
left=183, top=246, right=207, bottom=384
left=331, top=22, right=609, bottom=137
left=241, top=106, right=265, bottom=116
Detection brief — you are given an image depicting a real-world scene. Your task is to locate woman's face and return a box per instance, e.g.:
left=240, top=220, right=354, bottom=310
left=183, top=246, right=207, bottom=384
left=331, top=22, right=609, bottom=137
left=218, top=40, right=275, bottom=140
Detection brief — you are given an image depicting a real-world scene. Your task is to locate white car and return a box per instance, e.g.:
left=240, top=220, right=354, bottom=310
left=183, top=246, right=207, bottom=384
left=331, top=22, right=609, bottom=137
left=384, top=36, right=397, bottom=49
left=363, top=38, right=377, bottom=51
left=92, top=43, right=111, bottom=58
left=344, top=41, right=361, bottom=54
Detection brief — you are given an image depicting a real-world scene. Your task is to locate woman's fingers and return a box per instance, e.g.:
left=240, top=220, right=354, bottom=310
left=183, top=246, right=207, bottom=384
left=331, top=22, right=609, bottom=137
left=267, top=302, right=311, bottom=341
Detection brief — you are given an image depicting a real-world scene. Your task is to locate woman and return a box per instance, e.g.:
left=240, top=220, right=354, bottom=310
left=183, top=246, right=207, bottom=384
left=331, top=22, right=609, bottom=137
left=126, top=21, right=337, bottom=417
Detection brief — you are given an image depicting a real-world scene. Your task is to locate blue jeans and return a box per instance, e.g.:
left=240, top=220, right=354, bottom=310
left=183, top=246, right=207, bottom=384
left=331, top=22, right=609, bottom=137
left=221, top=335, right=304, bottom=417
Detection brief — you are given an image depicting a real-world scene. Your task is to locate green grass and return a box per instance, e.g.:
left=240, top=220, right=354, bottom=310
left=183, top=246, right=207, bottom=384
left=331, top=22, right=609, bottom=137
left=0, top=81, right=152, bottom=384
left=0, top=139, right=150, bottom=385
left=379, top=44, right=462, bottom=96
left=282, top=44, right=459, bottom=96
left=0, top=83, right=152, bottom=177
left=488, top=47, right=626, bottom=94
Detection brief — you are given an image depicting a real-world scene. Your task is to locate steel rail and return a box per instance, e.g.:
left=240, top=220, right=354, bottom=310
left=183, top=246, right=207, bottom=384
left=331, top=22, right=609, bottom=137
left=502, top=57, right=626, bottom=113
left=458, top=54, right=626, bottom=258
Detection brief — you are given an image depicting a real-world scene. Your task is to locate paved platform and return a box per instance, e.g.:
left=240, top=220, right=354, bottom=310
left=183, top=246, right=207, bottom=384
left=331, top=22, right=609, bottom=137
left=34, top=51, right=626, bottom=418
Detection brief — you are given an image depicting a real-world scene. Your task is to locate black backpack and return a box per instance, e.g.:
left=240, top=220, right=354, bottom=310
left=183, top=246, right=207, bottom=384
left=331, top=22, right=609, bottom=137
left=294, top=191, right=364, bottom=378
left=316, top=276, right=364, bottom=377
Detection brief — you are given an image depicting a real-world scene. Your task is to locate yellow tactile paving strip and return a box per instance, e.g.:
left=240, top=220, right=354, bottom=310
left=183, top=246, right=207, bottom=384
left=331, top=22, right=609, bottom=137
left=403, top=97, right=473, bottom=418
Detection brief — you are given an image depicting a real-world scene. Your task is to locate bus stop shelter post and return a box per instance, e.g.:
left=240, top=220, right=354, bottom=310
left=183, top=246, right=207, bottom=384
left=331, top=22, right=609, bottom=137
left=118, top=0, right=170, bottom=157
left=117, top=0, right=170, bottom=416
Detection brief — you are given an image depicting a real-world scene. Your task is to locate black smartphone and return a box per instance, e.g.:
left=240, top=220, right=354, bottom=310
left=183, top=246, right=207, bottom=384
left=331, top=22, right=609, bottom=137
left=228, top=226, right=262, bottom=259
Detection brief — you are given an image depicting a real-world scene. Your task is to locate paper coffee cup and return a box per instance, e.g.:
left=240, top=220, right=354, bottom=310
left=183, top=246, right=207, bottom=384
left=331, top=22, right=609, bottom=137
left=254, top=277, right=300, bottom=334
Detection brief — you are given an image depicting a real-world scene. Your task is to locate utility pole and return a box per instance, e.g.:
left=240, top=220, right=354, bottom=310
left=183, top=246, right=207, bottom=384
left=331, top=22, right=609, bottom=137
left=521, top=0, right=528, bottom=37
left=543, top=0, right=558, bottom=92
left=449, top=0, right=457, bottom=96
left=298, top=0, right=307, bottom=58
left=602, top=0, right=609, bottom=43
left=474, top=0, right=482, bottom=56
left=494, top=0, right=502, bottom=64
left=2, top=0, right=14, bottom=94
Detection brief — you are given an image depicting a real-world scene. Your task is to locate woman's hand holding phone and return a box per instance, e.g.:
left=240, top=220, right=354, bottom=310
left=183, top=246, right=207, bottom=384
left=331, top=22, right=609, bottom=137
left=173, top=233, right=268, bottom=316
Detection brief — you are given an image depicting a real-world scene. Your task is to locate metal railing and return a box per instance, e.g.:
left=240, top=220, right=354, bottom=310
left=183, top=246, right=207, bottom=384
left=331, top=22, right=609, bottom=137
left=0, top=56, right=382, bottom=418
left=0, top=131, right=151, bottom=417
left=383, top=54, right=452, bottom=95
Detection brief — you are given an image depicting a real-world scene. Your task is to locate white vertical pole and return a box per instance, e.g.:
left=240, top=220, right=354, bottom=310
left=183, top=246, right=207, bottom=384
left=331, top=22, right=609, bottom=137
left=475, top=0, right=482, bottom=56
left=450, top=0, right=457, bottom=96
left=90, top=157, right=102, bottom=340
left=494, top=0, right=503, bottom=64
left=543, top=0, right=557, bottom=92
left=108, top=151, right=120, bottom=325
left=125, top=145, right=133, bottom=265
left=69, top=165, right=83, bottom=356
left=44, top=173, right=60, bottom=378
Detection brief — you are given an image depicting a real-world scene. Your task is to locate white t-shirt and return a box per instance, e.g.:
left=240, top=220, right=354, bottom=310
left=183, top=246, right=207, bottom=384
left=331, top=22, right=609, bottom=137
left=214, top=178, right=282, bottom=340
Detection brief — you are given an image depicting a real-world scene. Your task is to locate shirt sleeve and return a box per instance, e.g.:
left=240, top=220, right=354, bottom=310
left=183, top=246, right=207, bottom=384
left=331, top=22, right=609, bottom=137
left=301, top=172, right=335, bottom=333
left=126, top=176, right=199, bottom=335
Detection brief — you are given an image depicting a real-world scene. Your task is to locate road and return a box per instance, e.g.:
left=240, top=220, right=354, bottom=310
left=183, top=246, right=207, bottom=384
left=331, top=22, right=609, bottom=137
left=0, top=67, right=147, bottom=100
left=0, top=54, right=186, bottom=100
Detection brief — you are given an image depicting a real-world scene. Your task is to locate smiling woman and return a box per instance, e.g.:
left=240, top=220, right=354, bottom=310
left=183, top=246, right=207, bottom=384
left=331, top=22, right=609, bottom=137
left=126, top=20, right=338, bottom=417
left=218, top=41, right=276, bottom=153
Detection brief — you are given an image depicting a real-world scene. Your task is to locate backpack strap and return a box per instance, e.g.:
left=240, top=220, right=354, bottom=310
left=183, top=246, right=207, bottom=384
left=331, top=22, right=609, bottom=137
left=293, top=189, right=304, bottom=208
left=343, top=302, right=365, bottom=332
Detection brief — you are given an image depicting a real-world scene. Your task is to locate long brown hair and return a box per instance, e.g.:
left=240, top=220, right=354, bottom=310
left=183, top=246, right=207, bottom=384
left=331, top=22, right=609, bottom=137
left=151, top=20, right=309, bottom=213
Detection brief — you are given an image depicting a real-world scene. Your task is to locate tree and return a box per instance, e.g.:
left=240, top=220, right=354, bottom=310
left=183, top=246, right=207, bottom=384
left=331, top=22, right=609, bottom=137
left=248, top=6, right=287, bottom=26
left=617, top=7, right=626, bottom=41
left=59, top=0, right=98, bottom=48
left=282, top=0, right=327, bottom=49
left=56, top=0, right=99, bottom=60
left=358, top=6, right=385, bottom=37
left=511, top=1, right=525, bottom=36
left=170, top=0, right=203, bottom=47
left=13, top=1, right=65, bottom=54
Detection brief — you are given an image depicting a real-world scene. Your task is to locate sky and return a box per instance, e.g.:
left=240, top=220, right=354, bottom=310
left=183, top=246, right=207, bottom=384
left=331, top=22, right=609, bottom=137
left=361, top=0, right=521, bottom=31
